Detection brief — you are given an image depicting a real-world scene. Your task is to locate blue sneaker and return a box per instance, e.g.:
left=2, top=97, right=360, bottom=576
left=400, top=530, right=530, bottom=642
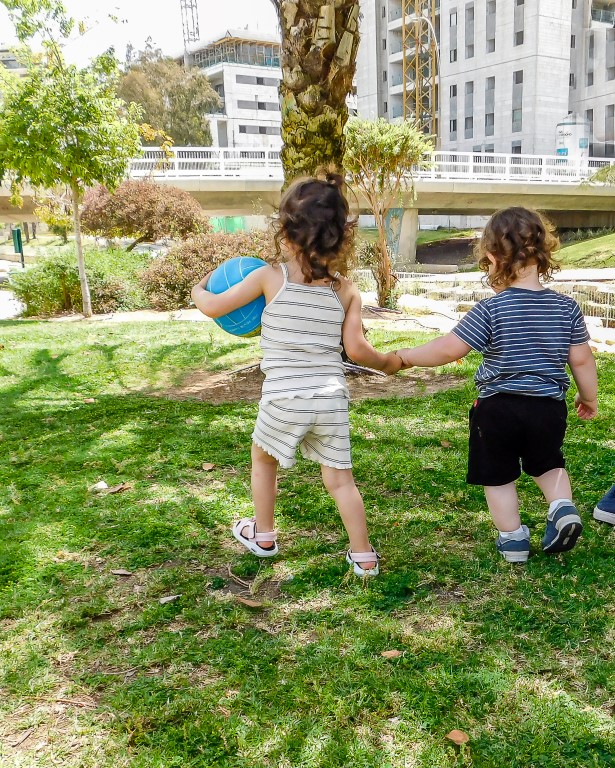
left=496, top=525, right=530, bottom=563
left=594, top=484, right=615, bottom=525
left=542, top=501, right=583, bottom=553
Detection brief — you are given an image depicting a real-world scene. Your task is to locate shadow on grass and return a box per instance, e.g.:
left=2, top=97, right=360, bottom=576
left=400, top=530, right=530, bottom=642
left=0, top=351, right=613, bottom=767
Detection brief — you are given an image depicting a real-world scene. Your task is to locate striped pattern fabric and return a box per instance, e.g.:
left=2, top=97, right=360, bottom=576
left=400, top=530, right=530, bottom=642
left=253, top=397, right=352, bottom=469
left=452, top=287, right=589, bottom=399
left=259, top=264, right=349, bottom=402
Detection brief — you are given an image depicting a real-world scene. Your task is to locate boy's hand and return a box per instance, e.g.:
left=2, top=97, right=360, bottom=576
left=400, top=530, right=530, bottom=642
left=574, top=393, right=598, bottom=420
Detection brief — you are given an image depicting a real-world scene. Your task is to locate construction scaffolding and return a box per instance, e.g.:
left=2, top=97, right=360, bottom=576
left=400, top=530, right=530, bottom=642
left=402, top=0, right=439, bottom=137
left=180, top=0, right=200, bottom=64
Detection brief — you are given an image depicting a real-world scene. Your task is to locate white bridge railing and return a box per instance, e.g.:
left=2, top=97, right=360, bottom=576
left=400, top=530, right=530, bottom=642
left=129, top=147, right=615, bottom=185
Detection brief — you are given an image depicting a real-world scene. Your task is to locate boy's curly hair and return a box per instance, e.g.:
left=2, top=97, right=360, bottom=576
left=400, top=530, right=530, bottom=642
left=475, top=207, right=560, bottom=289
left=273, top=171, right=356, bottom=287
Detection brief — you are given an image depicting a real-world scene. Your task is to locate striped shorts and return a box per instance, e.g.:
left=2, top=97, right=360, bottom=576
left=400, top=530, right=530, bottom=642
left=252, top=396, right=352, bottom=470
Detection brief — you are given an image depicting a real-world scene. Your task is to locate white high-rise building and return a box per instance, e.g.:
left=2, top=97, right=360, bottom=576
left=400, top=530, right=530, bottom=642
left=357, top=0, right=615, bottom=157
left=188, top=30, right=282, bottom=150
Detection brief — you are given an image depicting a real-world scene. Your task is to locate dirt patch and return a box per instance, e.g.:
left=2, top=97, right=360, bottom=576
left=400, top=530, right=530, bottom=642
left=162, top=364, right=464, bottom=405
left=417, top=237, right=476, bottom=266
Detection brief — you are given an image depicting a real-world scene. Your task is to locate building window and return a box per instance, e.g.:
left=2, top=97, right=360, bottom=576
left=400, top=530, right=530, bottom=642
left=485, top=144, right=495, bottom=153
left=465, top=81, right=474, bottom=95
left=486, top=76, right=495, bottom=91
left=485, top=112, right=494, bottom=135
left=569, top=72, right=576, bottom=88
left=450, top=84, right=457, bottom=97
left=239, top=126, right=247, bottom=134
left=572, top=0, right=577, bottom=7
left=587, top=71, right=594, bottom=87
left=450, top=10, right=457, bottom=25
left=513, top=70, right=523, bottom=85
left=487, top=38, right=495, bottom=53
left=512, top=108, right=522, bottom=132
left=487, top=0, right=496, bottom=12
left=466, top=6, right=474, bottom=22
left=466, top=44, right=474, bottom=58
left=465, top=116, right=473, bottom=138
left=383, top=101, right=388, bottom=113
left=382, top=38, right=386, bottom=50
left=515, top=0, right=524, bottom=5
left=514, top=31, right=524, bottom=46
left=571, top=35, right=576, bottom=48
left=608, top=67, right=615, bottom=82
left=450, top=49, right=458, bottom=62
left=382, top=5, right=386, bottom=17
left=511, top=141, right=522, bottom=154
left=450, top=118, right=457, bottom=133
left=383, top=70, right=387, bottom=82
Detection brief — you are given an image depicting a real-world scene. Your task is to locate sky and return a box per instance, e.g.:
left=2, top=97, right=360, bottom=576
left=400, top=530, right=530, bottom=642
left=0, top=0, right=279, bottom=64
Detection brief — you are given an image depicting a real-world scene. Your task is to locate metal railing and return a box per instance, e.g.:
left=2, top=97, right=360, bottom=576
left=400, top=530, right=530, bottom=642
left=128, top=147, right=615, bottom=184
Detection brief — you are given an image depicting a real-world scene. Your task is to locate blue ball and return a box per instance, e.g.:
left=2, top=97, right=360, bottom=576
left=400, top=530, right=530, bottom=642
left=206, top=256, right=267, bottom=337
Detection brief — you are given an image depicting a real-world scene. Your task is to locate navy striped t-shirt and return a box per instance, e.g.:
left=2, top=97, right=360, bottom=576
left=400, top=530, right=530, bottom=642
left=452, top=287, right=589, bottom=400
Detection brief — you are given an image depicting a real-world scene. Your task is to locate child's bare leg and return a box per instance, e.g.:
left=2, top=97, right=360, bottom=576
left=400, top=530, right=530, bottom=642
left=484, top=482, right=522, bottom=531
left=531, top=468, right=572, bottom=503
left=249, top=443, right=278, bottom=547
left=320, top=466, right=376, bottom=569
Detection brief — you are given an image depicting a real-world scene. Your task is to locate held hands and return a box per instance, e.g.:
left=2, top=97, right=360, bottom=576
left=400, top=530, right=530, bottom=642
left=395, top=348, right=414, bottom=370
left=574, top=393, right=598, bottom=420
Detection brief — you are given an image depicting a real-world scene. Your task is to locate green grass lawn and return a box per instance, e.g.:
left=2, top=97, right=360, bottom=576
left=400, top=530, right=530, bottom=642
left=558, top=232, right=615, bottom=269
left=0, top=320, right=613, bottom=768
left=359, top=228, right=476, bottom=247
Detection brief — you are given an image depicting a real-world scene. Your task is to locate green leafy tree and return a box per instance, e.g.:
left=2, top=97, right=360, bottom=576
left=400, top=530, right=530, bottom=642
left=34, top=191, right=73, bottom=244
left=118, top=46, right=221, bottom=146
left=270, top=0, right=360, bottom=183
left=344, top=118, right=434, bottom=307
left=0, top=2, right=142, bottom=317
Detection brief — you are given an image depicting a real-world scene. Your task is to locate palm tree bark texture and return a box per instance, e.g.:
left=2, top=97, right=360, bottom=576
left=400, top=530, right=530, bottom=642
left=270, top=0, right=360, bottom=183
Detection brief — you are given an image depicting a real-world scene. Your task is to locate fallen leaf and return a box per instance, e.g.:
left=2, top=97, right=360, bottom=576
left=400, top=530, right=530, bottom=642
left=381, top=649, right=403, bottom=659
left=106, top=482, right=132, bottom=494
left=83, top=398, right=96, bottom=404
left=440, top=440, right=452, bottom=448
left=159, top=594, right=182, bottom=605
left=235, top=597, right=263, bottom=608
left=10, top=728, right=33, bottom=748
left=110, top=569, right=133, bottom=577
left=185, top=418, right=196, bottom=426
left=202, top=463, right=215, bottom=471
left=218, top=706, right=231, bottom=717
left=446, top=729, right=469, bottom=745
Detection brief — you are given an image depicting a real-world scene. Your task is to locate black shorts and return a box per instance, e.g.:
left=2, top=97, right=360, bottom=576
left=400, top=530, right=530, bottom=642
left=467, top=393, right=567, bottom=486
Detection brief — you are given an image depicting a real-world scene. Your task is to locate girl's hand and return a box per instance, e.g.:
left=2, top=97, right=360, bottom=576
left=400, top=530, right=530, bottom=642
left=574, top=393, right=598, bottom=420
left=395, top=349, right=414, bottom=369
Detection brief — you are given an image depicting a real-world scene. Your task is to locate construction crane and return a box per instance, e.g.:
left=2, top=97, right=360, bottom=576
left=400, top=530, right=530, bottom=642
left=180, top=0, right=200, bottom=65
left=402, top=0, right=439, bottom=138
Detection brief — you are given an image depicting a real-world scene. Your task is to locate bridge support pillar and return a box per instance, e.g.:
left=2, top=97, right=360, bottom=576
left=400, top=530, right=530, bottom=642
left=389, top=208, right=419, bottom=272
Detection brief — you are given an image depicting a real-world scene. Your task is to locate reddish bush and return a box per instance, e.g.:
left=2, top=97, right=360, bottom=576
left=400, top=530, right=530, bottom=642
left=81, top=179, right=209, bottom=250
left=139, top=230, right=275, bottom=310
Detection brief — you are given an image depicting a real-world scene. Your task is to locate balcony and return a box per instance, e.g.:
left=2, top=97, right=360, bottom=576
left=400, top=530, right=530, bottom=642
left=592, top=7, right=615, bottom=25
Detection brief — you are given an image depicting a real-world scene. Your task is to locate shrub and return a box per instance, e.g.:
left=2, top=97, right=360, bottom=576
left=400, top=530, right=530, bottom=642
left=139, top=230, right=274, bottom=310
left=10, top=247, right=150, bottom=316
left=81, top=179, right=209, bottom=251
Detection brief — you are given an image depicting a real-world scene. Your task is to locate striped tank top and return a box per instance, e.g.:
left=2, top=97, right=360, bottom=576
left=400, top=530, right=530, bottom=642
left=259, top=263, right=349, bottom=402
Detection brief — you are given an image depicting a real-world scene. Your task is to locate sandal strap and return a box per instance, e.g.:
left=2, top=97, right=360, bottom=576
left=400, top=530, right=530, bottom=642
left=253, top=529, right=277, bottom=542
left=235, top=517, right=277, bottom=542
left=348, top=549, right=379, bottom=563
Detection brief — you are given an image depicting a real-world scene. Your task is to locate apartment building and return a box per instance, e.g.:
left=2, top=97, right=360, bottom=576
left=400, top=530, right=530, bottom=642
left=357, top=0, right=615, bottom=157
left=0, top=45, right=26, bottom=77
left=188, top=30, right=282, bottom=150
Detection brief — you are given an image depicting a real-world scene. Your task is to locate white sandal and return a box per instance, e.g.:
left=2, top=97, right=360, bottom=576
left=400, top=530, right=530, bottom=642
left=346, top=548, right=380, bottom=577
left=232, top=517, right=279, bottom=557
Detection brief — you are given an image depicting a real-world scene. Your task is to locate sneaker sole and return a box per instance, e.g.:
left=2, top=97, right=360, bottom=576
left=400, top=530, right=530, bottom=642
left=593, top=507, right=615, bottom=525
left=542, top=519, right=583, bottom=553
left=498, top=549, right=529, bottom=563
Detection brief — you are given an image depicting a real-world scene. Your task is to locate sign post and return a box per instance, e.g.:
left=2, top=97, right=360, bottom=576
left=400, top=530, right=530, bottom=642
left=12, top=226, right=24, bottom=269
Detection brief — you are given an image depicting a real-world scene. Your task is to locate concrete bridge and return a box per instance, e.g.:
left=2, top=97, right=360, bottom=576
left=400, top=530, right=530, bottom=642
left=3, top=148, right=615, bottom=263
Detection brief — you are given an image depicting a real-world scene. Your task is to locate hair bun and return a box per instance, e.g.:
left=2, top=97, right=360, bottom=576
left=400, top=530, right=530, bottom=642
left=325, top=172, right=344, bottom=189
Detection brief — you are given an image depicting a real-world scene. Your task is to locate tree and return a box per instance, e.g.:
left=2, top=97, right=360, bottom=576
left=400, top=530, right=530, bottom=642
left=0, top=2, right=142, bottom=317
left=81, top=179, right=209, bottom=251
left=34, top=191, right=73, bottom=244
left=344, top=118, right=434, bottom=307
left=118, top=46, right=221, bottom=146
left=270, top=0, right=360, bottom=183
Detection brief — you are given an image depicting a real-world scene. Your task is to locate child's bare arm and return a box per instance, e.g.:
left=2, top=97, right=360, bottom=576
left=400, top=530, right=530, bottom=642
left=568, top=342, right=598, bottom=420
left=342, top=287, right=402, bottom=374
left=397, top=333, right=472, bottom=368
left=191, top=267, right=269, bottom=318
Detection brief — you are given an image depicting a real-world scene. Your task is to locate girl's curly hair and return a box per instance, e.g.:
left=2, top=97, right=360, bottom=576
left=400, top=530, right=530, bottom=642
left=273, top=171, right=356, bottom=287
left=475, top=207, right=561, bottom=289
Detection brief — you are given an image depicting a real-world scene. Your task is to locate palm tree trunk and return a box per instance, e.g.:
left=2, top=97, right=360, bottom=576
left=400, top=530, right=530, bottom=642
left=272, top=0, right=360, bottom=184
